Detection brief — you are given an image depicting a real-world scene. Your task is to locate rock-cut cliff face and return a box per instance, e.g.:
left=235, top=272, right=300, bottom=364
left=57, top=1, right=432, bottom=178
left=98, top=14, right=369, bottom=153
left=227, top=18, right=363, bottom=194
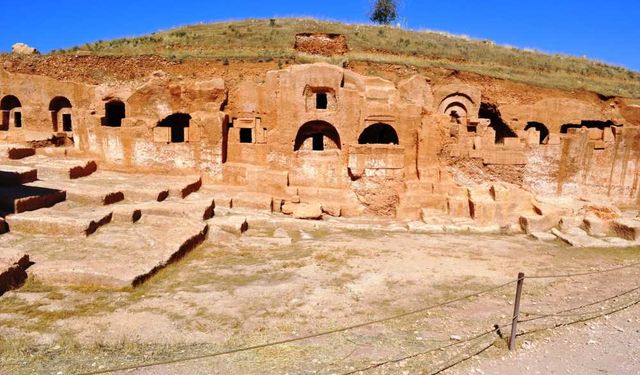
left=1, top=62, right=639, bottom=222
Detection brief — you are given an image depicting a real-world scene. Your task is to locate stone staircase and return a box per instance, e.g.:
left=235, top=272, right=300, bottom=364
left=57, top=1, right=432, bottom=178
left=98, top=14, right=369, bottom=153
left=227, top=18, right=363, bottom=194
left=0, top=144, right=216, bottom=288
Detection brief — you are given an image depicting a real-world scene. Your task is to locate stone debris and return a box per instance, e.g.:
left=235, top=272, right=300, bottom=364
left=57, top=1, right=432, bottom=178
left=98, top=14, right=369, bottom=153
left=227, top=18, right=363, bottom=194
left=610, top=219, right=640, bottom=241
left=289, top=203, right=323, bottom=220
left=530, top=231, right=557, bottom=242
left=207, top=215, right=248, bottom=234
left=0, top=253, right=33, bottom=296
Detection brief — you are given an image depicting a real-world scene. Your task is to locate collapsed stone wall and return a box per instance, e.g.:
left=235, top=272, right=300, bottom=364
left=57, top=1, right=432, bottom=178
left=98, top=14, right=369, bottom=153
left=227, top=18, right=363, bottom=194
left=294, top=33, right=348, bottom=56
left=1, top=63, right=639, bottom=221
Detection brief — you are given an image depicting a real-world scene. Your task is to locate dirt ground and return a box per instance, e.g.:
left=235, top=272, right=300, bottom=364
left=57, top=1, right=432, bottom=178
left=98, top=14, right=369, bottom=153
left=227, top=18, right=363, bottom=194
left=1, top=222, right=639, bottom=374
left=453, top=301, right=640, bottom=374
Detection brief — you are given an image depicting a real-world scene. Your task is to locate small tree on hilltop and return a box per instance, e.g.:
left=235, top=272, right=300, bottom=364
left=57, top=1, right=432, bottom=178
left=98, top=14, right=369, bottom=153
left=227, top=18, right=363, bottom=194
left=370, top=0, right=398, bottom=25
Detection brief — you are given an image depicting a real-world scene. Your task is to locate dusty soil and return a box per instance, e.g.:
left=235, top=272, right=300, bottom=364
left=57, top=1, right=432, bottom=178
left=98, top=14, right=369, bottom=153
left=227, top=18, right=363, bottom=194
left=1, top=220, right=638, bottom=374
left=452, top=301, right=640, bottom=374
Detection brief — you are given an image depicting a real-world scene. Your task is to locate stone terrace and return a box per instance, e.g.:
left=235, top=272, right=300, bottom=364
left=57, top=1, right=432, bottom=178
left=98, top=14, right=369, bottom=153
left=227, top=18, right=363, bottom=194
left=3, top=141, right=640, bottom=293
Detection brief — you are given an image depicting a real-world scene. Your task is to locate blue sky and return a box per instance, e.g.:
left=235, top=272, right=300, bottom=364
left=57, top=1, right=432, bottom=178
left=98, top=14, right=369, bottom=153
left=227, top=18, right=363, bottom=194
left=1, top=1, right=639, bottom=71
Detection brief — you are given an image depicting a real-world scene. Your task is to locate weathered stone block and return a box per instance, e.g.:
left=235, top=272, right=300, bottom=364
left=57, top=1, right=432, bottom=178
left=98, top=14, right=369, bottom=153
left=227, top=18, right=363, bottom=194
left=207, top=215, right=248, bottom=234
left=490, top=184, right=511, bottom=202
left=321, top=203, right=341, bottom=217
left=610, top=219, right=640, bottom=241
left=483, top=150, right=527, bottom=165
left=469, top=198, right=496, bottom=224
left=447, top=197, right=470, bottom=218
left=292, top=203, right=323, bottom=220
left=503, top=137, right=523, bottom=149
left=422, top=193, right=448, bottom=212
left=603, top=127, right=614, bottom=142
left=547, top=134, right=561, bottom=145
left=233, top=192, right=273, bottom=212
left=583, top=214, right=609, bottom=237
left=551, top=227, right=608, bottom=248
left=519, top=214, right=559, bottom=234
left=559, top=216, right=584, bottom=232
left=530, top=231, right=557, bottom=241
left=153, top=127, right=169, bottom=143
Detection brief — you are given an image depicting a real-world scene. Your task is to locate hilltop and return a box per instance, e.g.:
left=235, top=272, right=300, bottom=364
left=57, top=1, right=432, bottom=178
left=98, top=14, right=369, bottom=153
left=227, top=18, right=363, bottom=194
left=48, top=18, right=640, bottom=98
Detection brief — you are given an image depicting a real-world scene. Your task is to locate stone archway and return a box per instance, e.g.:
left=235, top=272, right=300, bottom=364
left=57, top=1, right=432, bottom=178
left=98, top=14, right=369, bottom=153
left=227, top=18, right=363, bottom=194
left=157, top=113, right=191, bottom=143
left=294, top=120, right=341, bottom=151
left=49, top=96, right=73, bottom=132
left=1, top=95, right=22, bottom=130
left=358, top=123, right=399, bottom=145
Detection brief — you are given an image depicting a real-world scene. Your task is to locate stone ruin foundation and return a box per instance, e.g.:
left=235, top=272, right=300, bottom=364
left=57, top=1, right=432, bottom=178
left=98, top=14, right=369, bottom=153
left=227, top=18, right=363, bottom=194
left=2, top=62, right=640, bottom=290
left=294, top=33, right=348, bottom=56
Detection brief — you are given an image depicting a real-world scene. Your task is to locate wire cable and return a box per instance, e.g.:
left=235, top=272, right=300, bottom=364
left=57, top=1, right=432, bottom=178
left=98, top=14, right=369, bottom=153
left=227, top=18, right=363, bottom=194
left=340, top=322, right=511, bottom=375
left=520, top=284, right=640, bottom=323
left=527, top=260, right=640, bottom=280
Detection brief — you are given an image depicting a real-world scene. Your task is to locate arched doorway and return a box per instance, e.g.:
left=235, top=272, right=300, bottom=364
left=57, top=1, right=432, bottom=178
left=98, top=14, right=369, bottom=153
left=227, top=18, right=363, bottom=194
left=290, top=121, right=344, bottom=188
left=524, top=122, right=550, bottom=144
left=1, top=95, right=22, bottom=130
left=294, top=120, right=341, bottom=151
left=49, top=96, right=73, bottom=132
left=157, top=113, right=191, bottom=143
left=358, top=123, right=399, bottom=145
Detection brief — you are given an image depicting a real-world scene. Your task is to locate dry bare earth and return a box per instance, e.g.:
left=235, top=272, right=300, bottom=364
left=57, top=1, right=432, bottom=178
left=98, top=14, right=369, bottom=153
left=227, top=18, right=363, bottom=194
left=451, top=302, right=640, bottom=375
left=1, top=217, right=640, bottom=374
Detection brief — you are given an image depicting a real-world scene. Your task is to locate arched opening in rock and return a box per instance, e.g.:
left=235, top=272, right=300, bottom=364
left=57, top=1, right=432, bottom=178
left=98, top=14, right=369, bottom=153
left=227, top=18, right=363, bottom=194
left=0, top=95, right=22, bottom=130
left=358, top=123, right=399, bottom=145
left=524, top=122, right=550, bottom=144
left=445, top=102, right=468, bottom=122
left=158, top=113, right=191, bottom=143
left=294, top=120, right=341, bottom=151
left=49, top=96, right=73, bottom=132
left=103, top=100, right=126, bottom=127
left=480, top=102, right=517, bottom=143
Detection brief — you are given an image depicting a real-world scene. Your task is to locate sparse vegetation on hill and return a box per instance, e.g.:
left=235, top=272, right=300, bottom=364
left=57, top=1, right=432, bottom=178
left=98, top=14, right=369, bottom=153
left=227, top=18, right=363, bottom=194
left=55, top=18, right=640, bottom=97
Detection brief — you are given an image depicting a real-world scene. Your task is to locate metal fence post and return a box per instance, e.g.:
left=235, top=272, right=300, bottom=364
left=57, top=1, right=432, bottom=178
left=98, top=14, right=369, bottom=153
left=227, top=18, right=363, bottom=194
left=509, top=272, right=525, bottom=351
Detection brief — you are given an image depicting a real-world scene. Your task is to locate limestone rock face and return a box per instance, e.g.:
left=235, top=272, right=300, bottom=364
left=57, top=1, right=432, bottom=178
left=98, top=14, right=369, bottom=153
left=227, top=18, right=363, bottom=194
left=11, top=43, right=39, bottom=55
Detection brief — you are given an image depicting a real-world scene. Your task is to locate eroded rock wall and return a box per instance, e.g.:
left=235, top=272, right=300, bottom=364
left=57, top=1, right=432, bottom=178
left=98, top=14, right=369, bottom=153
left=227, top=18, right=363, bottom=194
left=1, top=63, right=639, bottom=221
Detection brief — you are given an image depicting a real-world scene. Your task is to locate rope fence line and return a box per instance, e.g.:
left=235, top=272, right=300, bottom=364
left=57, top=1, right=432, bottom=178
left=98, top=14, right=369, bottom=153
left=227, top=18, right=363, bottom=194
left=80, top=279, right=519, bottom=375
left=69, top=259, right=640, bottom=375
left=520, top=285, right=640, bottom=322
left=341, top=261, right=640, bottom=375
left=341, top=322, right=513, bottom=375
left=350, top=284, right=640, bottom=375
left=518, top=295, right=640, bottom=337
left=526, top=260, right=640, bottom=279
left=429, top=341, right=495, bottom=375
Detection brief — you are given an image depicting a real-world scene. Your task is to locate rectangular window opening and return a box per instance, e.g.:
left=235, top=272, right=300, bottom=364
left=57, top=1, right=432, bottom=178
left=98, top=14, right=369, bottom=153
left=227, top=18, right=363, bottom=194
left=62, top=114, right=72, bottom=132
left=170, top=126, right=185, bottom=143
left=239, top=128, right=253, bottom=143
left=316, top=93, right=328, bottom=110
left=14, top=112, right=22, bottom=128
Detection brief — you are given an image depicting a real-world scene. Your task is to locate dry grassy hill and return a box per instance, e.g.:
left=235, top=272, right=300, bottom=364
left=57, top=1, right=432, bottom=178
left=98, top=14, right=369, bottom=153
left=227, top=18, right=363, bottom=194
left=52, top=18, right=640, bottom=98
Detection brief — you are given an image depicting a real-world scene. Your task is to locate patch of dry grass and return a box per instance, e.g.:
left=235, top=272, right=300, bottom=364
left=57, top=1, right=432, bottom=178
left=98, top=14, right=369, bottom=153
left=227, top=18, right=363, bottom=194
left=55, top=18, right=640, bottom=97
